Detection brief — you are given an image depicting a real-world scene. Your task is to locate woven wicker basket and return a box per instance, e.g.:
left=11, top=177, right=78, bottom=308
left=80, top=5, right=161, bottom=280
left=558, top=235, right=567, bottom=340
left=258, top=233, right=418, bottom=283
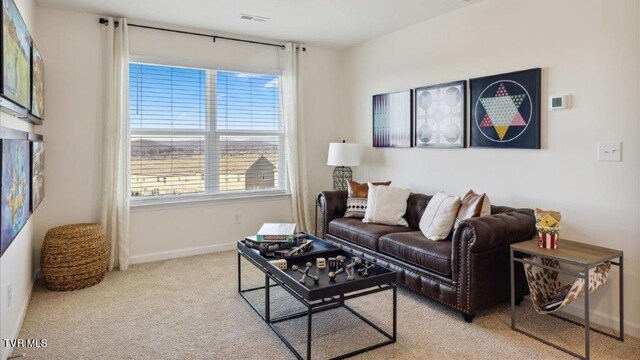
left=41, top=223, right=109, bottom=291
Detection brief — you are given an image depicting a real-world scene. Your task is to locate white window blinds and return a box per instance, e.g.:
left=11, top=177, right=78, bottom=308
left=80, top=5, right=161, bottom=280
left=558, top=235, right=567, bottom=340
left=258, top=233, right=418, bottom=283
left=129, top=62, right=285, bottom=200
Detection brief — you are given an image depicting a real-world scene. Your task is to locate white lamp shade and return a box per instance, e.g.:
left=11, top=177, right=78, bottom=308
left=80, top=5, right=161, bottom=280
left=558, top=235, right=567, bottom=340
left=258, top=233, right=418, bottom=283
left=327, top=142, right=359, bottom=166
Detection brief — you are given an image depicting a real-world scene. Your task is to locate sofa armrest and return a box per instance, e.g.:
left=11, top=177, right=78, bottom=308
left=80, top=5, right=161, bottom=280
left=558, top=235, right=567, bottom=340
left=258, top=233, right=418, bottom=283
left=453, top=208, right=536, bottom=254
left=451, top=208, right=536, bottom=314
left=317, top=190, right=348, bottom=237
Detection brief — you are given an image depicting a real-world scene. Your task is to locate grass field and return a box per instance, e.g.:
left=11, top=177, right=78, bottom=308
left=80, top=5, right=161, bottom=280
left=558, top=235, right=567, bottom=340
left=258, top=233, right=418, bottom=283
left=130, top=153, right=279, bottom=197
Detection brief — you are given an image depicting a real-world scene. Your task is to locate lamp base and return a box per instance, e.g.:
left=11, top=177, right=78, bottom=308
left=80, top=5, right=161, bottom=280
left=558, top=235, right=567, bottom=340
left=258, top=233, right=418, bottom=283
left=333, top=167, right=352, bottom=190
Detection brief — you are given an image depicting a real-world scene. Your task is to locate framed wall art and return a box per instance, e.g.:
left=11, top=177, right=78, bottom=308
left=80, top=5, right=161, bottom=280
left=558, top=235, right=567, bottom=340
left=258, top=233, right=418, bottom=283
left=0, top=138, right=30, bottom=256
left=372, top=89, right=413, bottom=148
left=31, top=139, right=44, bottom=211
left=30, top=42, right=44, bottom=120
left=414, top=80, right=466, bottom=148
left=470, top=68, right=541, bottom=149
left=2, top=0, right=32, bottom=110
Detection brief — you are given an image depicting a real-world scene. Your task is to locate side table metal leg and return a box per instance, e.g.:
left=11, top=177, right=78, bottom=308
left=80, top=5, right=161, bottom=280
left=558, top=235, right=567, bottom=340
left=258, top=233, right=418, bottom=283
left=307, top=304, right=313, bottom=360
left=619, top=254, right=624, bottom=341
left=584, top=265, right=590, bottom=360
left=510, top=247, right=516, bottom=330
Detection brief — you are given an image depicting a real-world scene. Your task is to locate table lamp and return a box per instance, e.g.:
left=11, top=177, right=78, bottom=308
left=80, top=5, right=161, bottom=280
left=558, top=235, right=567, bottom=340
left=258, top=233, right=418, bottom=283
left=327, top=140, right=359, bottom=190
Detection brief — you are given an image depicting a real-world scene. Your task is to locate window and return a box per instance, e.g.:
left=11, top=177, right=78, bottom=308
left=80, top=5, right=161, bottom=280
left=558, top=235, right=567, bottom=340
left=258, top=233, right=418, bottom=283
left=129, top=62, right=286, bottom=202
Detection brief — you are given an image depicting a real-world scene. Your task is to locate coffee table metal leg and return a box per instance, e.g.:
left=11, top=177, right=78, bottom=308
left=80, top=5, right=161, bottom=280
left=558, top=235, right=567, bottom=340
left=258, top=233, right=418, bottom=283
left=237, top=251, right=242, bottom=293
left=265, top=273, right=270, bottom=322
left=307, top=304, right=313, bottom=360
left=393, top=285, right=397, bottom=341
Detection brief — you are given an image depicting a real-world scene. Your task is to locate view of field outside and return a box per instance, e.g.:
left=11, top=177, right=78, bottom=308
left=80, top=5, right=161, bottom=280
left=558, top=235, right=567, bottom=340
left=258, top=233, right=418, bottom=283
left=129, top=63, right=282, bottom=198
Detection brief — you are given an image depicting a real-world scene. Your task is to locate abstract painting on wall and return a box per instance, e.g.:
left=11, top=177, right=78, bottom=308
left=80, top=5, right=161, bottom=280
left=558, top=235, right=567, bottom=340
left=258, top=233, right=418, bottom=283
left=414, top=81, right=466, bottom=148
left=2, top=0, right=31, bottom=109
left=0, top=139, right=30, bottom=257
left=373, top=90, right=413, bottom=148
left=31, top=140, right=44, bottom=211
left=30, top=43, right=44, bottom=119
left=470, top=68, right=541, bottom=149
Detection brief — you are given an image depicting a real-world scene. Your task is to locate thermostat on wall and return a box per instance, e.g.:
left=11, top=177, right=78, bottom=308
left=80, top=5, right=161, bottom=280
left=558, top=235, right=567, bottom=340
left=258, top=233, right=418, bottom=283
left=550, top=95, right=571, bottom=110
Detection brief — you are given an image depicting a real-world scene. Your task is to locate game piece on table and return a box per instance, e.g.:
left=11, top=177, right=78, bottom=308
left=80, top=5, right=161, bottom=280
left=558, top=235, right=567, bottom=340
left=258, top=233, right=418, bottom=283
left=270, top=259, right=288, bottom=270
left=316, top=257, right=326, bottom=269
left=292, top=262, right=319, bottom=284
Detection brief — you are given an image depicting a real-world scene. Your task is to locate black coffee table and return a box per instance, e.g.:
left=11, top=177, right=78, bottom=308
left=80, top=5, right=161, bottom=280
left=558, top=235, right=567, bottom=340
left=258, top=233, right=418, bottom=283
left=237, top=233, right=397, bottom=360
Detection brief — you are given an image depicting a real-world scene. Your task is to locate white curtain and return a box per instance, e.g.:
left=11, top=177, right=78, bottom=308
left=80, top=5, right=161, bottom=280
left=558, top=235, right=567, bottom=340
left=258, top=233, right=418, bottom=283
left=281, top=43, right=312, bottom=233
left=100, top=18, right=131, bottom=270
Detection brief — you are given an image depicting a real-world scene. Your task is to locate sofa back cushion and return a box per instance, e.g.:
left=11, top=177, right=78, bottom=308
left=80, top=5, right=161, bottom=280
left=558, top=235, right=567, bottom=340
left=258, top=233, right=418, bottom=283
left=404, top=193, right=431, bottom=229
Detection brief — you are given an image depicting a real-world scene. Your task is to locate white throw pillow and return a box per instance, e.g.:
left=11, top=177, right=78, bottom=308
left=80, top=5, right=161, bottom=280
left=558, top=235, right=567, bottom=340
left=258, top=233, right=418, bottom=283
left=362, top=183, right=410, bottom=227
left=419, top=192, right=462, bottom=240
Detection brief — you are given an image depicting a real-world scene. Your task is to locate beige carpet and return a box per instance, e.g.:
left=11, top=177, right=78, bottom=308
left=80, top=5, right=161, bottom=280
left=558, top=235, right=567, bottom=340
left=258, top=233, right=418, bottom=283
left=14, top=250, right=639, bottom=359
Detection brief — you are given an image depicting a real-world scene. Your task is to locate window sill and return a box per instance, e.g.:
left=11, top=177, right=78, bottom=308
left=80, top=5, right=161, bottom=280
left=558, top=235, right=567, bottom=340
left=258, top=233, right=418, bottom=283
left=130, top=190, right=291, bottom=210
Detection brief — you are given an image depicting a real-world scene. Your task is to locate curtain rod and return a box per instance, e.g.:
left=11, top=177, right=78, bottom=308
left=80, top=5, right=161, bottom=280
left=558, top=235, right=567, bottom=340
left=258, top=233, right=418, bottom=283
left=98, top=18, right=306, bottom=51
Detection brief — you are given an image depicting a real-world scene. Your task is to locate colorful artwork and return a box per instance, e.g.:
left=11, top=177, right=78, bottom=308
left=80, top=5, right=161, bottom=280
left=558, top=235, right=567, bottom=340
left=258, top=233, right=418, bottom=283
left=0, top=139, right=30, bottom=257
left=31, top=140, right=44, bottom=211
left=470, top=68, right=541, bottom=148
left=415, top=81, right=466, bottom=148
left=2, top=0, right=31, bottom=109
left=373, top=90, right=413, bottom=148
left=30, top=43, right=44, bottom=119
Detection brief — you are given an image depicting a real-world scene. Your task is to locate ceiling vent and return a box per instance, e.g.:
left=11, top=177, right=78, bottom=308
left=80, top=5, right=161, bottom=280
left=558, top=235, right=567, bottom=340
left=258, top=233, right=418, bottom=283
left=239, top=13, right=270, bottom=23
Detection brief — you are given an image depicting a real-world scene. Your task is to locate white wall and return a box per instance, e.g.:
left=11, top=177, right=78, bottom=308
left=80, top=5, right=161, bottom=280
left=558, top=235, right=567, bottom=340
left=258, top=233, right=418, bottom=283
left=0, top=1, right=37, bottom=359
left=342, top=0, right=640, bottom=335
left=32, top=7, right=344, bottom=262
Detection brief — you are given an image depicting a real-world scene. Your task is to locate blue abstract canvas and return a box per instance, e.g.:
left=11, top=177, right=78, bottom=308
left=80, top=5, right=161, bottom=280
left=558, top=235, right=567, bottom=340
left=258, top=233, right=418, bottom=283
left=0, top=139, right=30, bottom=256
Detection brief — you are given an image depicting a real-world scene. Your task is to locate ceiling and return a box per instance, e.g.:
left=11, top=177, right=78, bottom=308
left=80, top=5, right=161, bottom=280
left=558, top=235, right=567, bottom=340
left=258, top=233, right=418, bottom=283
left=35, top=0, right=476, bottom=48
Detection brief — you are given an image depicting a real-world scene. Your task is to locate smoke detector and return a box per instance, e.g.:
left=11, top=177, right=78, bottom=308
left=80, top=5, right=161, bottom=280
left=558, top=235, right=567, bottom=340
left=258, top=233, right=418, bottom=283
left=239, top=13, right=270, bottom=22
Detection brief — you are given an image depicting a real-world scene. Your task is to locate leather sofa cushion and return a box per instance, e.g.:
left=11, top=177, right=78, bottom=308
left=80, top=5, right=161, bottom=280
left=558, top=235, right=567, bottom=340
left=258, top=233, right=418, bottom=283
left=379, top=231, right=453, bottom=277
left=328, top=218, right=413, bottom=251
left=404, top=193, right=431, bottom=229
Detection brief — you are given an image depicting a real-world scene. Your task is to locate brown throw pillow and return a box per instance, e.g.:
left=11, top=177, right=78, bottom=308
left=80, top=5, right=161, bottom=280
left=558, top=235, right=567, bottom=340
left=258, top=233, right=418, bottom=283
left=347, top=180, right=391, bottom=198
left=454, top=190, right=490, bottom=229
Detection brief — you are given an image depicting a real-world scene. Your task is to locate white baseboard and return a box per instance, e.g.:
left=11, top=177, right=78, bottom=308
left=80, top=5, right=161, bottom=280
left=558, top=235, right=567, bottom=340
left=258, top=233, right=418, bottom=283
left=558, top=304, right=640, bottom=339
left=129, top=242, right=236, bottom=265
left=2, top=271, right=38, bottom=360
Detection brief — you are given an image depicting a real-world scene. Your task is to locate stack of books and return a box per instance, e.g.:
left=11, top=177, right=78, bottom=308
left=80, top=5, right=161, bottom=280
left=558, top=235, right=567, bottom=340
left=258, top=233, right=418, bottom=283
left=540, top=283, right=572, bottom=311
left=244, top=223, right=313, bottom=258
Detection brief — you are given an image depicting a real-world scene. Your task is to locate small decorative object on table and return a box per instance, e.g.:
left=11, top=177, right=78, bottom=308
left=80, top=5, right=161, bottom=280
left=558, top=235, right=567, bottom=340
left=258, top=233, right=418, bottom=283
left=292, top=262, right=319, bottom=284
left=316, top=257, right=326, bottom=269
left=328, top=256, right=363, bottom=281
left=535, top=208, right=561, bottom=249
left=358, top=261, right=376, bottom=277
left=270, top=259, right=287, bottom=270
left=328, top=257, right=337, bottom=270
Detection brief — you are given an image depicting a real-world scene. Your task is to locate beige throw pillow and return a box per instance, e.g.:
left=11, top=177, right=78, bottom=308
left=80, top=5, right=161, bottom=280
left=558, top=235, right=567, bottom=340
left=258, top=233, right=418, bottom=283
left=362, top=183, right=410, bottom=227
left=419, top=192, right=462, bottom=240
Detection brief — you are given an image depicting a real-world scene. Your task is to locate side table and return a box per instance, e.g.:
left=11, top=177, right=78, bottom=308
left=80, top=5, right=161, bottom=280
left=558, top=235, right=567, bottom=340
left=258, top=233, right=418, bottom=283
left=510, top=238, right=623, bottom=359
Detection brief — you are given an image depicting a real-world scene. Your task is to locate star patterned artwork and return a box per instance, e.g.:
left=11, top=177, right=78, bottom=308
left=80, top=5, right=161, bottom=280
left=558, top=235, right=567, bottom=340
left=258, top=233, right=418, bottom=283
left=414, top=81, right=466, bottom=148
left=470, top=68, right=541, bottom=149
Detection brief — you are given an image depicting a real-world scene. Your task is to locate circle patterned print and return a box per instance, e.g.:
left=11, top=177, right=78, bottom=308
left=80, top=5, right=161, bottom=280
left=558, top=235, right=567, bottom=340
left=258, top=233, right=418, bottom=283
left=474, top=80, right=532, bottom=143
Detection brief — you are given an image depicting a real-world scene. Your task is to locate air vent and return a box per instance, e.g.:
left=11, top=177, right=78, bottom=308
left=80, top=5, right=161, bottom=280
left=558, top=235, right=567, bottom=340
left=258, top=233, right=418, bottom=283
left=239, top=13, right=270, bottom=23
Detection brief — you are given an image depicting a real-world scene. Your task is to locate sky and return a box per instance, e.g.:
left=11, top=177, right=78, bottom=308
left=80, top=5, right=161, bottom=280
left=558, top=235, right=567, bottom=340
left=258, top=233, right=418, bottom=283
left=129, top=63, right=281, bottom=134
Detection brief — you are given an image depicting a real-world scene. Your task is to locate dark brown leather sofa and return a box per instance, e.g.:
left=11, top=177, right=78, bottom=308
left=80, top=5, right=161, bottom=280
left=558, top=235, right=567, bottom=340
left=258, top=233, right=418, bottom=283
left=318, top=190, right=535, bottom=322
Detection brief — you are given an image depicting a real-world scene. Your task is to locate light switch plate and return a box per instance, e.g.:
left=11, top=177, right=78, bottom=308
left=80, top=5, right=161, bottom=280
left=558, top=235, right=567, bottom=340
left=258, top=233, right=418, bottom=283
left=597, top=141, right=622, bottom=162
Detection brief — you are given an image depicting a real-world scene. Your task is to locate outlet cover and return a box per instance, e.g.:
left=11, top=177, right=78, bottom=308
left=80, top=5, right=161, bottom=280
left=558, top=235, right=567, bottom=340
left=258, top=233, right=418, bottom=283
left=597, top=141, right=622, bottom=162
left=7, top=283, right=12, bottom=308
left=233, top=214, right=241, bottom=224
